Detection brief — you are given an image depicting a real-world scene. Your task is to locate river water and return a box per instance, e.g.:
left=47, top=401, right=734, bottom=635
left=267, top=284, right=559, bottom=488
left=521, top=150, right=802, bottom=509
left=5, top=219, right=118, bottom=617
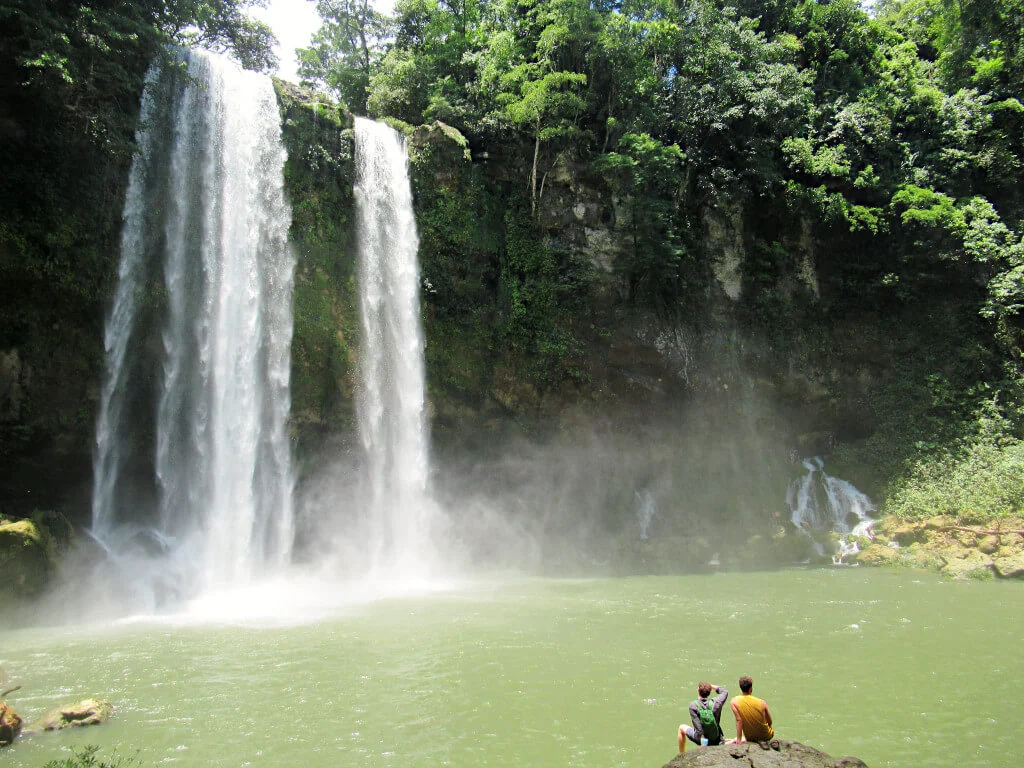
left=1, top=568, right=1018, bottom=768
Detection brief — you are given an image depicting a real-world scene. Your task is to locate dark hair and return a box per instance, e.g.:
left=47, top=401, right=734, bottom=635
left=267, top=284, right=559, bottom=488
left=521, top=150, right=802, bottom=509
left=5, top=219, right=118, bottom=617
left=698, top=681, right=712, bottom=698
left=739, top=676, right=753, bottom=694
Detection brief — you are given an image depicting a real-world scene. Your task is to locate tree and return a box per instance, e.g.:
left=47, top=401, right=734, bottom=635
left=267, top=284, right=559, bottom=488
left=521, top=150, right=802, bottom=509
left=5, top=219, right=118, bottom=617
left=497, top=65, right=588, bottom=216
left=297, top=0, right=390, bottom=112
left=481, top=0, right=594, bottom=215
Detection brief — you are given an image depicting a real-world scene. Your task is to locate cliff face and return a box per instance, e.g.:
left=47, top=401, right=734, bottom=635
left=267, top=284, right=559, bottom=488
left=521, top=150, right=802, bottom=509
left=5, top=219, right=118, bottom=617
left=0, top=78, right=990, bottom=532
left=408, top=122, right=877, bottom=456
left=275, top=82, right=359, bottom=449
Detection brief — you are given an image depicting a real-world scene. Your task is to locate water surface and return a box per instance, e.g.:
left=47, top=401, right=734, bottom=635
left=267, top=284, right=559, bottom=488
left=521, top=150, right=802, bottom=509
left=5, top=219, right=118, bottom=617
left=1, top=568, right=1017, bottom=768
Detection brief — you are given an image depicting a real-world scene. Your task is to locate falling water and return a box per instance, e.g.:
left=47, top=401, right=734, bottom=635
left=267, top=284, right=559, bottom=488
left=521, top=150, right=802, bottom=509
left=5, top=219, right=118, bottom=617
left=787, top=457, right=875, bottom=561
left=787, top=457, right=875, bottom=533
left=634, top=489, right=657, bottom=540
left=91, top=49, right=296, bottom=597
left=353, top=117, right=436, bottom=576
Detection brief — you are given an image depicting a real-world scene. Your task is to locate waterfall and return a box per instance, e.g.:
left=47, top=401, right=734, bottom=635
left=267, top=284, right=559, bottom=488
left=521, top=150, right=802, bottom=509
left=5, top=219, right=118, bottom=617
left=91, top=49, right=296, bottom=597
left=634, top=489, right=657, bottom=540
left=787, top=457, right=875, bottom=534
left=353, top=117, right=437, bottom=576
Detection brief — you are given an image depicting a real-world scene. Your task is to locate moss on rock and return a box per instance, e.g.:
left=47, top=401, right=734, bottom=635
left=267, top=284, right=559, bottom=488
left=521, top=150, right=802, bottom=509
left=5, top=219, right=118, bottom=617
left=0, top=518, right=53, bottom=598
left=274, top=80, right=359, bottom=453
left=855, top=542, right=902, bottom=567
left=35, top=698, right=114, bottom=730
left=993, top=551, right=1024, bottom=578
left=859, top=516, right=1024, bottom=578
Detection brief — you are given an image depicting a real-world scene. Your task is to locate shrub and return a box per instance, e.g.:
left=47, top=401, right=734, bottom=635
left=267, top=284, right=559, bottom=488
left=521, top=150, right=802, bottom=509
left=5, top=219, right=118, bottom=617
left=885, top=438, right=1024, bottom=522
left=43, top=746, right=141, bottom=768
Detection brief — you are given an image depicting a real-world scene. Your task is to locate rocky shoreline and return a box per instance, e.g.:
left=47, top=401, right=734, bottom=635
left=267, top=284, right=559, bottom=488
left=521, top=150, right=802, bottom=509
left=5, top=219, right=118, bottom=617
left=4, top=512, right=1024, bottom=604
left=848, top=515, right=1024, bottom=580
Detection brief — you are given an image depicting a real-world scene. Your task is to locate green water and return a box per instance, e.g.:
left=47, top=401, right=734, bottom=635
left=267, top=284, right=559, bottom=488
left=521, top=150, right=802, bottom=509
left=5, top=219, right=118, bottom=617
left=1, top=568, right=1020, bottom=768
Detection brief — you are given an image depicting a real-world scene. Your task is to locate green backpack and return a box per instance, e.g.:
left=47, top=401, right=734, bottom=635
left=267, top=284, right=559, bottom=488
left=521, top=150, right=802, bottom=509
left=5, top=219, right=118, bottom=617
left=697, top=699, right=721, bottom=742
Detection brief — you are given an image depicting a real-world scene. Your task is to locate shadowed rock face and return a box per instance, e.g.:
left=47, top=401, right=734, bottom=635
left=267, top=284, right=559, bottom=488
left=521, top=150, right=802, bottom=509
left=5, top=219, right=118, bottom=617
left=664, top=739, right=868, bottom=768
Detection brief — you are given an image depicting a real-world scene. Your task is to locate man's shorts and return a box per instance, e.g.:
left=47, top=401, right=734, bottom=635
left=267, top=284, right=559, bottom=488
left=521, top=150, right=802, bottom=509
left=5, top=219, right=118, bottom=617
left=682, top=726, right=720, bottom=746
left=682, top=726, right=702, bottom=745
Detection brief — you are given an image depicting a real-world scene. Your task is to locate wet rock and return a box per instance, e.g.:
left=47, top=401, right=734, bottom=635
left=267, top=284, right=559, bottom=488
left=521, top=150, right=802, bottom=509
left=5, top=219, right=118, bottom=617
left=855, top=543, right=900, bottom=566
left=940, top=555, right=993, bottom=581
left=887, top=523, right=926, bottom=546
left=993, top=552, right=1024, bottom=579
left=663, top=739, right=867, bottom=767
left=35, top=699, right=113, bottom=730
left=0, top=702, right=23, bottom=746
left=978, top=535, right=1000, bottom=555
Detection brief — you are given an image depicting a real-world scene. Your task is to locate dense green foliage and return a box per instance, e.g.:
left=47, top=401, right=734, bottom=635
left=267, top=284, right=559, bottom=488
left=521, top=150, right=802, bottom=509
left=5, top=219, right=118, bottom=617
left=298, top=0, right=1024, bottom=519
left=3, top=0, right=1024, bottom=525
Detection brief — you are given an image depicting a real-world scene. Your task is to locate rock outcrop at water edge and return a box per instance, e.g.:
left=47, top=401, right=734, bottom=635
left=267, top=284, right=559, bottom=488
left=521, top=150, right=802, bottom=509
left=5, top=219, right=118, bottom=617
left=0, top=702, right=23, bottom=746
left=34, top=698, right=113, bottom=731
left=852, top=515, right=1024, bottom=580
left=663, top=739, right=867, bottom=768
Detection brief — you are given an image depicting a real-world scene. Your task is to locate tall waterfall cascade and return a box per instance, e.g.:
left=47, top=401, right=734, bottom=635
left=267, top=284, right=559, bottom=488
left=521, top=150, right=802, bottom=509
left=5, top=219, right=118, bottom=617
left=91, top=49, right=296, bottom=597
left=353, top=118, right=439, bottom=577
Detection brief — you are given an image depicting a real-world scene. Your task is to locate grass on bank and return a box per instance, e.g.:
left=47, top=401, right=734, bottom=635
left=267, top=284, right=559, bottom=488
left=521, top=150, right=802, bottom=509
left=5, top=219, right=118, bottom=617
left=885, top=436, right=1024, bottom=523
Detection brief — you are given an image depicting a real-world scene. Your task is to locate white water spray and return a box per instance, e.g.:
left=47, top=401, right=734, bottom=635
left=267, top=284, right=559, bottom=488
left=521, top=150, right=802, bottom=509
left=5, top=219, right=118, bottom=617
left=91, top=49, right=296, bottom=598
left=353, top=117, right=439, bottom=577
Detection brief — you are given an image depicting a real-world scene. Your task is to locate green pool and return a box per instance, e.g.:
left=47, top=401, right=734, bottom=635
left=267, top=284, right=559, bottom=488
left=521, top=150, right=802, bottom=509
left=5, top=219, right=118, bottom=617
left=1, top=568, right=1018, bottom=768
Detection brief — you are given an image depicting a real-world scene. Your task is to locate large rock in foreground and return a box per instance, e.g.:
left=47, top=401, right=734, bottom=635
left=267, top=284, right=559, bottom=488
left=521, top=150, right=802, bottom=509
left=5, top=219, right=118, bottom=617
left=35, top=699, right=113, bottom=730
left=664, top=739, right=867, bottom=768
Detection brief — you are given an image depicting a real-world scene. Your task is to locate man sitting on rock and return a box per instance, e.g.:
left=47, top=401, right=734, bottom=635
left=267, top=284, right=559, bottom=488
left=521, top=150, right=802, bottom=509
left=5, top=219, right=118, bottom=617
left=729, top=675, right=774, bottom=744
left=677, top=681, right=729, bottom=753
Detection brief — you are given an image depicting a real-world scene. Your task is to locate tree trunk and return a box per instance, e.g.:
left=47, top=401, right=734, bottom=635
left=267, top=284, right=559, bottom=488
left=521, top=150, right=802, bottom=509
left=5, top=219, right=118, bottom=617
left=531, top=118, right=540, bottom=218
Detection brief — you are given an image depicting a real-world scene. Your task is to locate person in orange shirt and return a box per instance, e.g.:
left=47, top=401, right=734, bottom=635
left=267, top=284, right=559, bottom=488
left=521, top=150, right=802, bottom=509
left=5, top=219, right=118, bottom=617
left=729, top=675, right=774, bottom=744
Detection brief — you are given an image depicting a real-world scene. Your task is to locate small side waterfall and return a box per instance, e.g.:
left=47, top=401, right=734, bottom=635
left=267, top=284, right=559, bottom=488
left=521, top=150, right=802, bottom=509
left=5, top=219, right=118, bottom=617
left=787, top=457, right=875, bottom=561
left=353, top=117, right=437, bottom=576
left=634, top=489, right=657, bottom=540
left=91, top=49, right=296, bottom=599
left=787, top=457, right=875, bottom=533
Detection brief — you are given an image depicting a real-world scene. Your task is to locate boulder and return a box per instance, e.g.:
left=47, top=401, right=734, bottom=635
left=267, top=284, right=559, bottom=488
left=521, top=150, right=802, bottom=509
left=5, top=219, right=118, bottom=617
left=855, top=543, right=900, bottom=566
left=940, top=555, right=993, bottom=581
left=0, top=519, right=54, bottom=598
left=977, top=534, right=1000, bottom=555
left=35, top=699, right=113, bottom=730
left=0, top=702, right=23, bottom=746
left=663, top=739, right=867, bottom=768
left=993, top=552, right=1024, bottom=579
